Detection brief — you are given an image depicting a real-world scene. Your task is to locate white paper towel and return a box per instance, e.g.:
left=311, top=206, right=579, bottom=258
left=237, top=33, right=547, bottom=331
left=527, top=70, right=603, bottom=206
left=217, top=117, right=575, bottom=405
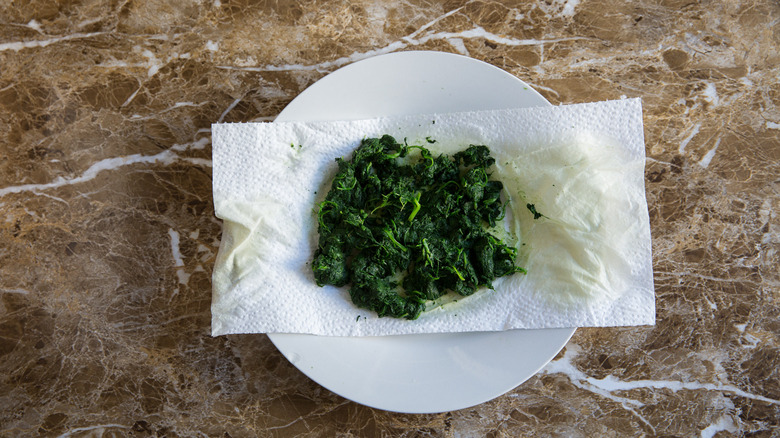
left=211, top=98, right=654, bottom=336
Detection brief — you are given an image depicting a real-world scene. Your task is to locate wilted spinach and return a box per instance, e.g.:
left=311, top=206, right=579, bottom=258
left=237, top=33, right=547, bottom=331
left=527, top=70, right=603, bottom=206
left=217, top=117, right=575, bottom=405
left=312, top=135, right=526, bottom=320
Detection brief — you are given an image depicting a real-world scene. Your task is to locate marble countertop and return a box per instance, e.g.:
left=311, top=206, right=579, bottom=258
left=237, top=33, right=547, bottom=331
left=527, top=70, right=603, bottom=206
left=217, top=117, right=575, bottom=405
left=1, top=0, right=778, bottom=436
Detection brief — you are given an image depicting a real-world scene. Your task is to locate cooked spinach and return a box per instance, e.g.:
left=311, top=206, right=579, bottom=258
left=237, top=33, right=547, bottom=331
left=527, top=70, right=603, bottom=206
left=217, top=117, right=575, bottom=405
left=312, top=135, right=526, bottom=320
left=526, top=203, right=544, bottom=220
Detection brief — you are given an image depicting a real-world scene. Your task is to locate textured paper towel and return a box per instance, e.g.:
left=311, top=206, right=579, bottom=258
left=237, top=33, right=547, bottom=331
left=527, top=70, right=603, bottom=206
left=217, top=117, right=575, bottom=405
left=211, top=98, right=654, bottom=336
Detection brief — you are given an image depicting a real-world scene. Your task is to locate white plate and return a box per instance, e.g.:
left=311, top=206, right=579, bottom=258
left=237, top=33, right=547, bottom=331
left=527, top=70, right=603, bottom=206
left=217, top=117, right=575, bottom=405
left=270, top=51, right=575, bottom=413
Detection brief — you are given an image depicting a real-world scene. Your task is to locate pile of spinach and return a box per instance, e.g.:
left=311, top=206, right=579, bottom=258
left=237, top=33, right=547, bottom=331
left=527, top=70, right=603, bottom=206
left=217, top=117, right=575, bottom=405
left=312, top=135, right=526, bottom=320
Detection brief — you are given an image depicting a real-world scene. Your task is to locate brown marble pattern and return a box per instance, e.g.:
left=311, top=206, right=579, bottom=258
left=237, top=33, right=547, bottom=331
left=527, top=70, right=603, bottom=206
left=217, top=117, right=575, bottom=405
left=1, top=0, right=779, bottom=436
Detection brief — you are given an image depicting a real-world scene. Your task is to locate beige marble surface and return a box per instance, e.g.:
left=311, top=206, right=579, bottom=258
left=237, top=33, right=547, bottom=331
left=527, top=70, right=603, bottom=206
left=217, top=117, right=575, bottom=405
left=1, top=0, right=779, bottom=436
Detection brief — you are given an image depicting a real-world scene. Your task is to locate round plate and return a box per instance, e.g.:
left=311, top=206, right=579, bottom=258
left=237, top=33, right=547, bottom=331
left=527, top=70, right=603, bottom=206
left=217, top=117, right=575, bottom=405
left=270, top=51, right=575, bottom=413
